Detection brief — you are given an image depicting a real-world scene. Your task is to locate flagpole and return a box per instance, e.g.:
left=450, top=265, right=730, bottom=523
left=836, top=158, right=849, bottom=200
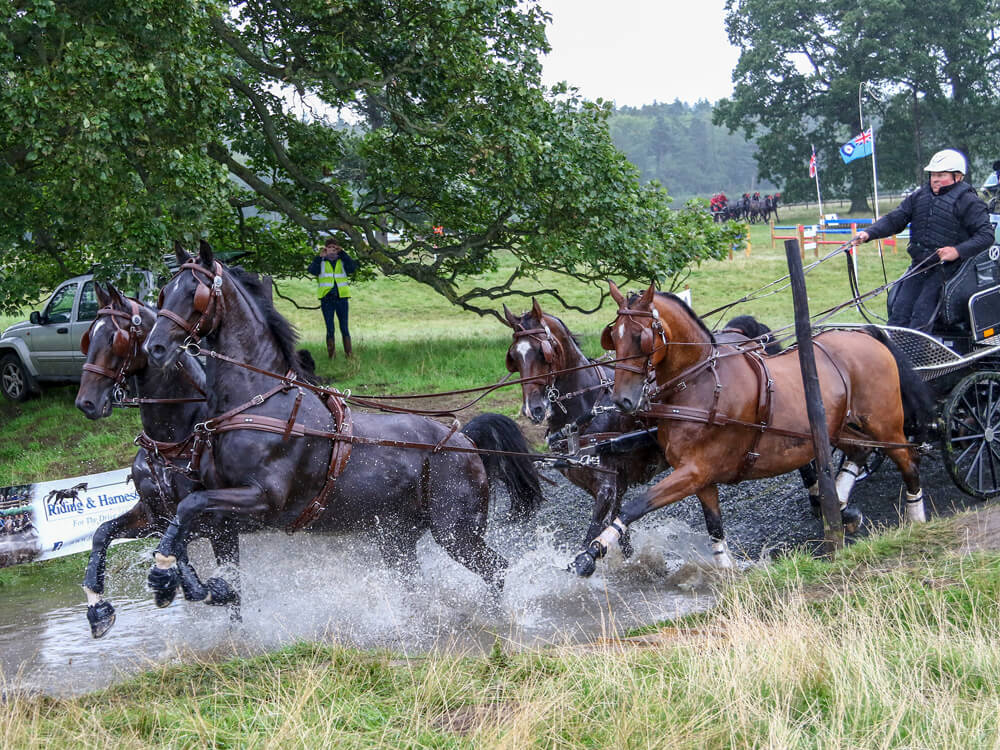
left=870, top=124, right=881, bottom=219
left=859, top=82, right=883, bottom=259
left=812, top=143, right=824, bottom=220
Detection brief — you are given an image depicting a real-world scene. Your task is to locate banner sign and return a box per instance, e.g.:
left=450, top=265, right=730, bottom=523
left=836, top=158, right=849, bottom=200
left=0, top=468, right=137, bottom=569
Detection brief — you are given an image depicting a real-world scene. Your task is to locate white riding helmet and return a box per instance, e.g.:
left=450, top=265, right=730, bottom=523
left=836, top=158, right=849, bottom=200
left=924, top=149, right=967, bottom=174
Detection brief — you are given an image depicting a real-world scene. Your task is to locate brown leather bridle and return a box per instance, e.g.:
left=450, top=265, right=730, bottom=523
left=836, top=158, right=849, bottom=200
left=81, top=298, right=147, bottom=391
left=156, top=261, right=226, bottom=344
left=602, top=305, right=668, bottom=380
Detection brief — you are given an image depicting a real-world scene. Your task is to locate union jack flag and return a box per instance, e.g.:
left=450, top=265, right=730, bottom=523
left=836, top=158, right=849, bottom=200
left=808, top=147, right=817, bottom=178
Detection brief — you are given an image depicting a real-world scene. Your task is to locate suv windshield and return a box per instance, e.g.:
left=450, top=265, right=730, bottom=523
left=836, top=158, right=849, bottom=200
left=44, top=283, right=77, bottom=324
left=78, top=280, right=99, bottom=322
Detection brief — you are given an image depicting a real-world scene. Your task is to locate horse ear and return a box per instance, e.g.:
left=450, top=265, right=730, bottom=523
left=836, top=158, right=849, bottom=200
left=94, top=282, right=109, bottom=307
left=638, top=283, right=656, bottom=307
left=531, top=297, right=544, bottom=322
left=174, top=241, right=192, bottom=265
left=198, top=239, right=214, bottom=268
left=106, top=283, right=125, bottom=307
left=608, top=280, right=624, bottom=306
left=502, top=304, right=519, bottom=329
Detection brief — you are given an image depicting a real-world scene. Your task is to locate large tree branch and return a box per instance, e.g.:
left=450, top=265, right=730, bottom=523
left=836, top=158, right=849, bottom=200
left=207, top=141, right=339, bottom=233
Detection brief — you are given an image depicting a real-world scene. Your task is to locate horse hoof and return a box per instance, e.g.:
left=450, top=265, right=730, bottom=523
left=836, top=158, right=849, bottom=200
left=572, top=550, right=597, bottom=578
left=87, top=600, right=116, bottom=639
left=205, top=577, right=239, bottom=606
left=148, top=565, right=180, bottom=608
left=841, top=505, right=864, bottom=534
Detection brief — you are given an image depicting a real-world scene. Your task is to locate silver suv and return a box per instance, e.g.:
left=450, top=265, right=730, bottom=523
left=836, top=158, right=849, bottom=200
left=0, top=271, right=157, bottom=401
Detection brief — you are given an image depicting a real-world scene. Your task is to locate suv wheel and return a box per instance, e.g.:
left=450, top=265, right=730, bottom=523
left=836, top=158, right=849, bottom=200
left=0, top=354, right=31, bottom=402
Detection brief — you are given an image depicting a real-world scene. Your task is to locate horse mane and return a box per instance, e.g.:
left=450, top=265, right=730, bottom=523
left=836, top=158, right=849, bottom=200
left=626, top=290, right=717, bottom=344
left=227, top=265, right=316, bottom=383
left=544, top=313, right=582, bottom=351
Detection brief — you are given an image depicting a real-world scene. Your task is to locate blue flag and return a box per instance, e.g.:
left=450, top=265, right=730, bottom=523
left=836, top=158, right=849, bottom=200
left=840, top=128, right=874, bottom=163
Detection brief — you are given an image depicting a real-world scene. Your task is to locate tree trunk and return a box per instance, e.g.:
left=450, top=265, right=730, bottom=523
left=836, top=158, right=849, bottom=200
left=848, top=177, right=872, bottom=214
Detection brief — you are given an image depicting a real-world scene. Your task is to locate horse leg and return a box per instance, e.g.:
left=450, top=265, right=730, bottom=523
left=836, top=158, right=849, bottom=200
left=884, top=446, right=926, bottom=522
left=799, top=461, right=820, bottom=518
left=374, top=516, right=422, bottom=579
left=580, top=471, right=633, bottom=560
left=695, top=484, right=734, bottom=569
left=428, top=468, right=508, bottom=591
left=574, top=464, right=705, bottom=577
left=835, top=449, right=871, bottom=533
left=82, top=503, right=154, bottom=638
left=150, top=487, right=266, bottom=606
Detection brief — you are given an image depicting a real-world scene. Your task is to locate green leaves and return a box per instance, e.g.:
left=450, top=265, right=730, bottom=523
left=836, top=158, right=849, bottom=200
left=0, top=0, right=734, bottom=316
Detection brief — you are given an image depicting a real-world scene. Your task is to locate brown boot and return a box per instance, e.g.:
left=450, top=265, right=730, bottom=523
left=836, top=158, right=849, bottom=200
left=343, top=336, right=353, bottom=357
left=326, top=337, right=336, bottom=359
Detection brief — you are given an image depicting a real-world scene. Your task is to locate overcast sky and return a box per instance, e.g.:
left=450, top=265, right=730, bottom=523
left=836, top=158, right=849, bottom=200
left=538, top=0, right=740, bottom=107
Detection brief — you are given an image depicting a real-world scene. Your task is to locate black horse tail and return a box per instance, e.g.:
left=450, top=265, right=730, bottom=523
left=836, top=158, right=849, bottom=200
left=862, top=326, right=936, bottom=443
left=461, top=413, right=544, bottom=521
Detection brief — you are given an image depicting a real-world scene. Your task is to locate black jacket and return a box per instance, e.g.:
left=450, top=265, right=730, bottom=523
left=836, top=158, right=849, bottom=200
left=866, top=181, right=993, bottom=262
left=308, top=250, right=358, bottom=299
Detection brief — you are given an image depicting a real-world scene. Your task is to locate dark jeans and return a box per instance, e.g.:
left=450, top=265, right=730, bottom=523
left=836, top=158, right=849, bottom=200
left=321, top=295, right=350, bottom=340
left=888, top=263, right=946, bottom=331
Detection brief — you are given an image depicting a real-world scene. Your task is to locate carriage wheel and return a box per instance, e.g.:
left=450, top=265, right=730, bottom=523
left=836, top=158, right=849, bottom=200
left=941, top=371, right=1000, bottom=500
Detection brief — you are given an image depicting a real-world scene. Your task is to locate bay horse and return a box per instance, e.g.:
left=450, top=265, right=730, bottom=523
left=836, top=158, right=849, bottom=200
left=573, top=282, right=932, bottom=576
left=143, top=241, right=539, bottom=606
left=74, top=283, right=232, bottom=637
left=502, top=299, right=666, bottom=559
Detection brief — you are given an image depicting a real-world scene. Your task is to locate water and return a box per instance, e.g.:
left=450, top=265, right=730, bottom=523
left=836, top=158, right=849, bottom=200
left=0, top=515, right=724, bottom=696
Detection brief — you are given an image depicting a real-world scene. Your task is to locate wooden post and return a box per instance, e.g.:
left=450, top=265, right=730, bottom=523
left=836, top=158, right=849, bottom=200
left=770, top=218, right=776, bottom=249
left=797, top=225, right=805, bottom=259
left=785, top=239, right=844, bottom=555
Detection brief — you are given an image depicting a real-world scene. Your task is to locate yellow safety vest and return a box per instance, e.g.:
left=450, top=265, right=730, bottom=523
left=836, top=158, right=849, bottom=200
left=316, top=258, right=351, bottom=299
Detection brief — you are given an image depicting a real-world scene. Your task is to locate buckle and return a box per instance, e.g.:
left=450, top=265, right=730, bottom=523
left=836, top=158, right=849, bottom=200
left=251, top=394, right=265, bottom=405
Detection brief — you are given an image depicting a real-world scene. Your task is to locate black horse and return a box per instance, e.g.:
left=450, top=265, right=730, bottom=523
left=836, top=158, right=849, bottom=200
left=75, top=283, right=230, bottom=637
left=143, top=242, right=540, bottom=608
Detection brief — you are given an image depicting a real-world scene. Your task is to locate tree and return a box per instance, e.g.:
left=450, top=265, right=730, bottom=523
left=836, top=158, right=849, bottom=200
left=713, top=0, right=1000, bottom=210
left=0, top=0, right=738, bottom=316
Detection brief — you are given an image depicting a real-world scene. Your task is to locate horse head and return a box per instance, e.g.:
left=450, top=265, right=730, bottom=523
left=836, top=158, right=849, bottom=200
left=146, top=240, right=225, bottom=370
left=603, top=281, right=712, bottom=414
left=502, top=298, right=568, bottom=423
left=602, top=282, right=661, bottom=413
left=75, top=282, right=156, bottom=419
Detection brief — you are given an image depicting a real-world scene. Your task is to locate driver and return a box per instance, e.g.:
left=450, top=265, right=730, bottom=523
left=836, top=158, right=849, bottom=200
left=852, top=148, right=993, bottom=331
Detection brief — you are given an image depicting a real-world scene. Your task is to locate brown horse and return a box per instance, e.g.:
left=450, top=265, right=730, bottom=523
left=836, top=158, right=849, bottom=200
left=502, top=299, right=666, bottom=558
left=573, top=282, right=931, bottom=576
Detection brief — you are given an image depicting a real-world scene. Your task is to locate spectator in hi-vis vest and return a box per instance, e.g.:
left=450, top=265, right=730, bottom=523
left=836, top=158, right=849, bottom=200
left=308, top=237, right=358, bottom=358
